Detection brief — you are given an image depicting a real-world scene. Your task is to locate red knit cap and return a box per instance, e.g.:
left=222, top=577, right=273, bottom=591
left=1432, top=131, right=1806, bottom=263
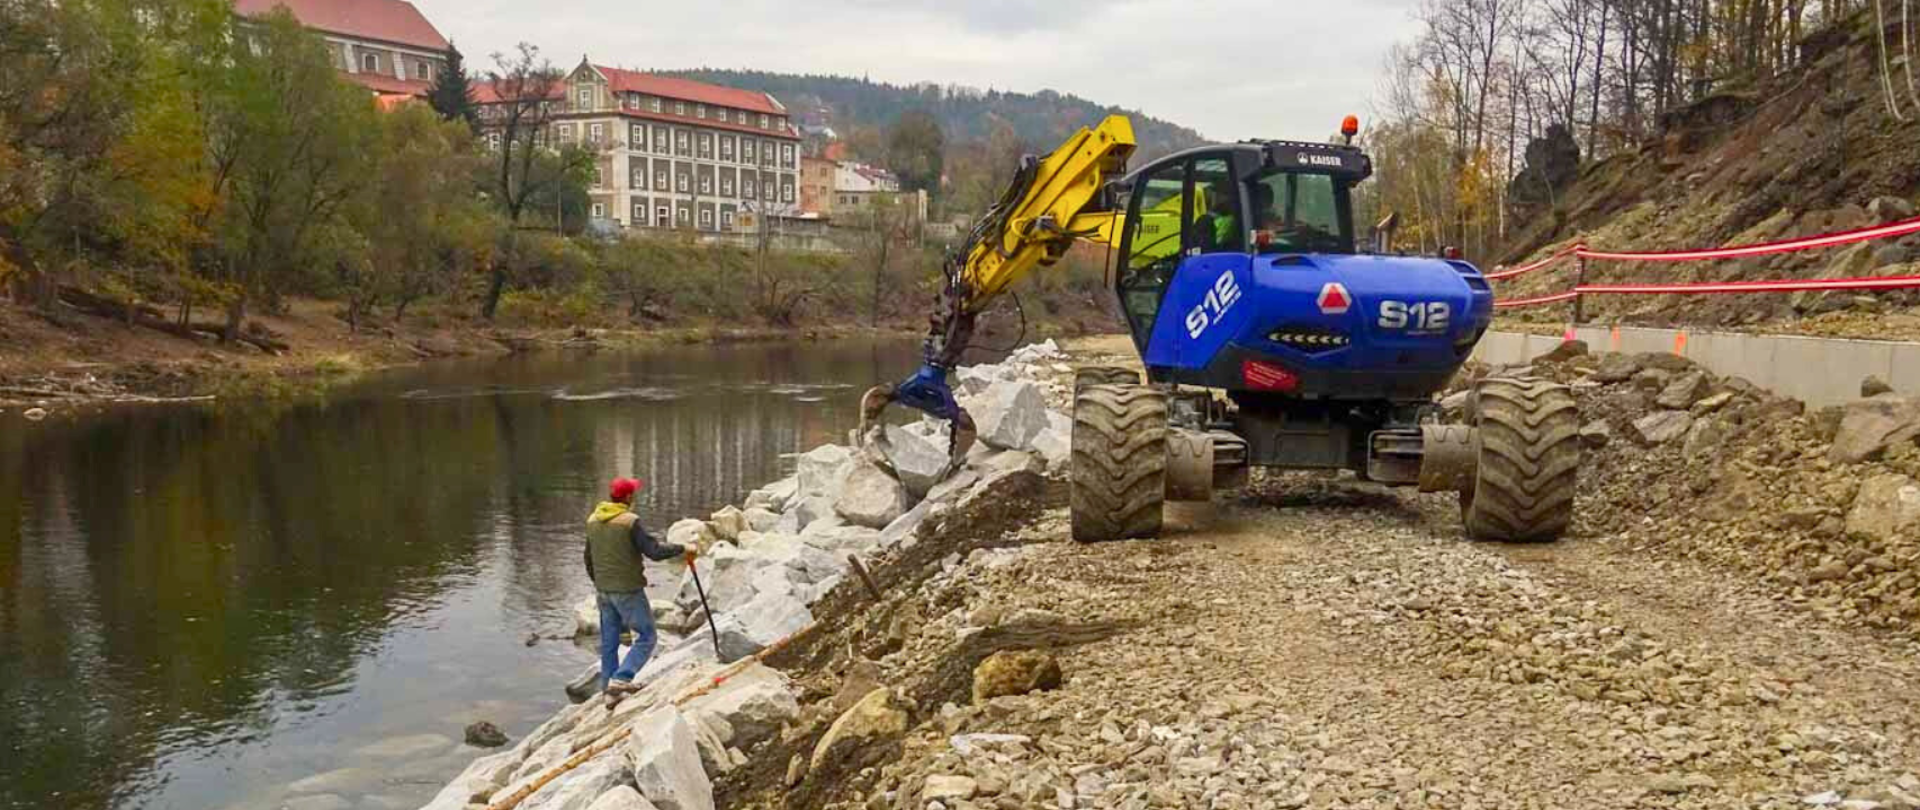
left=608, top=478, right=643, bottom=501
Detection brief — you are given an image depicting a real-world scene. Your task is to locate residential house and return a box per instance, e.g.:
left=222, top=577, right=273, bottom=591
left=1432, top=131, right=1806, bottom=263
left=233, top=0, right=451, bottom=103
left=832, top=162, right=926, bottom=223
left=799, top=156, right=835, bottom=217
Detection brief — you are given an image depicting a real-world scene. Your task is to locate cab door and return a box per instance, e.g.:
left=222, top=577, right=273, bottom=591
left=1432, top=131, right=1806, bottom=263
left=1141, top=154, right=1254, bottom=371
left=1113, top=158, right=1189, bottom=358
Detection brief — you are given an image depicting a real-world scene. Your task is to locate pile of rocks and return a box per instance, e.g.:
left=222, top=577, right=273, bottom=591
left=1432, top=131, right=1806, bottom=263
left=418, top=343, right=1075, bottom=810
left=1505, top=346, right=1920, bottom=633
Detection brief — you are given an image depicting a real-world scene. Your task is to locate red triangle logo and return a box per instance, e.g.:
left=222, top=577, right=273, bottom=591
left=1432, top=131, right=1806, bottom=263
left=1318, top=283, right=1352, bottom=314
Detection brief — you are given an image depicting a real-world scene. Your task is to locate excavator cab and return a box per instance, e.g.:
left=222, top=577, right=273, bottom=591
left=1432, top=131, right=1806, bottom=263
left=1110, top=142, right=1368, bottom=364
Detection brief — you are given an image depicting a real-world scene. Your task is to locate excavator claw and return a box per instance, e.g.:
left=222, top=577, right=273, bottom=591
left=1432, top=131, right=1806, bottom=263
left=857, top=364, right=976, bottom=467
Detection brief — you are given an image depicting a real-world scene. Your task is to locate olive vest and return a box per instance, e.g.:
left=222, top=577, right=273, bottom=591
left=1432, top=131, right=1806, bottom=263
left=587, top=511, right=647, bottom=593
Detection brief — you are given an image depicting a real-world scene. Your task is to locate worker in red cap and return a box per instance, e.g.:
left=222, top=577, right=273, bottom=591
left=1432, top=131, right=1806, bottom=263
left=585, top=477, right=696, bottom=696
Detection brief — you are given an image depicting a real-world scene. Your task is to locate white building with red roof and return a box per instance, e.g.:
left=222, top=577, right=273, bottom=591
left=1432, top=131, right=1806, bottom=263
left=478, top=59, right=804, bottom=233
left=233, top=0, right=451, bottom=101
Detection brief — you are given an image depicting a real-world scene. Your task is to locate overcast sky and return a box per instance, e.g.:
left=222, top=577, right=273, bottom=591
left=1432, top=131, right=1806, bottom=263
left=413, top=0, right=1423, bottom=143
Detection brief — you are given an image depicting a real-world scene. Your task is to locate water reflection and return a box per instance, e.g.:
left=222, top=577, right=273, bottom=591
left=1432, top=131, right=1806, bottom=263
left=0, top=338, right=919, bottom=810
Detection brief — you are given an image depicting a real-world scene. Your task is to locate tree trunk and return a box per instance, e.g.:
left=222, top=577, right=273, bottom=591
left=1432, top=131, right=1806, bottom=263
left=481, top=263, right=506, bottom=320
left=222, top=296, right=245, bottom=345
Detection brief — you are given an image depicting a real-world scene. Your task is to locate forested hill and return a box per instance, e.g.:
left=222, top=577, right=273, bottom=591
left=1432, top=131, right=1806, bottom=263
left=659, top=69, right=1206, bottom=159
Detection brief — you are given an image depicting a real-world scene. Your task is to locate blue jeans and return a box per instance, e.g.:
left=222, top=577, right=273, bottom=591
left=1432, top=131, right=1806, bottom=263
left=597, top=589, right=658, bottom=688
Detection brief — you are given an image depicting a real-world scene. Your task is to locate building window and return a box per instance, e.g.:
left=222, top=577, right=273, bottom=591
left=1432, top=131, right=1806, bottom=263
left=720, top=138, right=734, bottom=160
left=696, top=104, right=706, bottom=119
left=699, top=208, right=713, bottom=228
left=676, top=207, right=689, bottom=224
left=656, top=170, right=668, bottom=188
left=677, top=174, right=689, bottom=192
left=633, top=202, right=647, bottom=224
left=417, top=61, right=432, bottom=81
left=699, top=176, right=712, bottom=194
left=631, top=125, right=645, bottom=150
left=577, top=88, right=592, bottom=110
left=588, top=123, right=603, bottom=144
left=361, top=52, right=379, bottom=72
left=717, top=109, right=729, bottom=123
left=486, top=132, right=501, bottom=150
left=631, top=168, right=646, bottom=189
left=650, top=97, right=662, bottom=113
left=742, top=140, right=755, bottom=162
left=675, top=131, right=689, bottom=155
left=591, top=203, right=606, bottom=219
left=782, top=184, right=794, bottom=203
left=722, top=210, right=734, bottom=229
left=721, top=179, right=734, bottom=195
left=675, top=101, right=686, bottom=116
left=657, top=205, right=670, bottom=225
left=556, top=124, right=573, bottom=143
left=781, top=144, right=795, bottom=165
left=743, top=179, right=755, bottom=199
left=698, top=134, right=712, bottom=158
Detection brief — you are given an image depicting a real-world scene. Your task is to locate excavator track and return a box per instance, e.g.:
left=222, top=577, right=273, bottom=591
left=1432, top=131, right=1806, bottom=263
left=1071, top=383, right=1168, bottom=542
left=1462, top=377, right=1581, bottom=542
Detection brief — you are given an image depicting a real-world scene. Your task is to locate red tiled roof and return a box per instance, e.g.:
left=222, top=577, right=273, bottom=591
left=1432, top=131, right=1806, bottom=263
left=591, top=65, right=784, bottom=116
left=349, top=72, right=433, bottom=97
left=234, top=0, right=450, bottom=52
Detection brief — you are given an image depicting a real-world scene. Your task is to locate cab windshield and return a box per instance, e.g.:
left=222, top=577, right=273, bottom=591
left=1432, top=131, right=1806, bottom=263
left=1251, top=171, right=1350, bottom=254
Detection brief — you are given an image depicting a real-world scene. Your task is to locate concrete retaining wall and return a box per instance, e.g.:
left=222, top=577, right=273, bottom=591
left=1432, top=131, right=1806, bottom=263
left=1473, top=325, right=1920, bottom=408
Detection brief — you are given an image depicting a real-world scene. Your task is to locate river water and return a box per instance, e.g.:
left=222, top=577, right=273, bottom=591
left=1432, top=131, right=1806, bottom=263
left=0, top=338, right=923, bottom=810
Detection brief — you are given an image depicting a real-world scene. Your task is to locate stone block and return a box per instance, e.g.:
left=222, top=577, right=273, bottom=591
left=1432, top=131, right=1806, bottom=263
left=626, top=706, right=714, bottom=810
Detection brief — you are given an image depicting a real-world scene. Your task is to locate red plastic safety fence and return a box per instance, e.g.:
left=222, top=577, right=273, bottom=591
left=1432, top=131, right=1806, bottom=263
left=1484, top=243, right=1582, bottom=280
left=1488, top=212, right=1920, bottom=308
left=1493, top=276, right=1920, bottom=308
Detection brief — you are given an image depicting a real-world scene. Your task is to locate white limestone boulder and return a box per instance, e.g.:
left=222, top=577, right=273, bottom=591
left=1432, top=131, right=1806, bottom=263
left=972, top=381, right=1049, bottom=451
left=881, top=423, right=950, bottom=498
left=625, top=706, right=714, bottom=810
left=706, top=506, right=747, bottom=542
left=519, top=750, right=631, bottom=810
left=833, top=459, right=910, bottom=529
left=666, top=519, right=715, bottom=553
left=711, top=588, right=812, bottom=662
left=681, top=662, right=800, bottom=752
left=573, top=595, right=600, bottom=637
left=794, top=444, right=855, bottom=502
left=586, top=786, right=659, bottom=810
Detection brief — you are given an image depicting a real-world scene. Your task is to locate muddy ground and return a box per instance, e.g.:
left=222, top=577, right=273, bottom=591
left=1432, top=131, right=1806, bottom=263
left=719, top=334, right=1920, bottom=810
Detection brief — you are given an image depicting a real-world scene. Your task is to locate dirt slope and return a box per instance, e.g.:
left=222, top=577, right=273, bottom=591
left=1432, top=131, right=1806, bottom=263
left=1494, top=11, right=1920, bottom=339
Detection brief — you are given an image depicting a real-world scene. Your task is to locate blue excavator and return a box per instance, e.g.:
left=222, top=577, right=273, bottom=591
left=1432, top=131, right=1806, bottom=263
left=859, top=115, right=1580, bottom=543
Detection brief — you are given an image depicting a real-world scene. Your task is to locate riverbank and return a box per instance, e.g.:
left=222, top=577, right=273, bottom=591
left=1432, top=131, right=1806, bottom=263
left=0, top=297, right=948, bottom=413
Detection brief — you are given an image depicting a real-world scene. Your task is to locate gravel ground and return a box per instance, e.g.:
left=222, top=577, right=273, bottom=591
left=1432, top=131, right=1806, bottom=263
left=725, top=335, right=1920, bottom=810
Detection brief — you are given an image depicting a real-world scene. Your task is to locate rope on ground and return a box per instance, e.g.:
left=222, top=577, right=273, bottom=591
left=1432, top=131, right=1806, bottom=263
left=483, top=622, right=821, bottom=810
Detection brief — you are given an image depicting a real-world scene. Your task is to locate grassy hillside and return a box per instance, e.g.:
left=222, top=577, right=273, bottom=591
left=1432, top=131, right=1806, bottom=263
left=660, top=69, right=1206, bottom=161
left=1494, top=11, right=1920, bottom=338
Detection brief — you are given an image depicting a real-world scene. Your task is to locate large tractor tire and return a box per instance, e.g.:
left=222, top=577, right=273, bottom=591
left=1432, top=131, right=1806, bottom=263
left=1071, top=383, right=1167, bottom=542
left=1462, top=377, right=1581, bottom=542
left=1074, top=365, right=1141, bottom=391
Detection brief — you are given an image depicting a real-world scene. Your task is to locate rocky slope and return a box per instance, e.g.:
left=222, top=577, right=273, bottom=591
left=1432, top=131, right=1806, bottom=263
left=1493, top=11, right=1920, bottom=339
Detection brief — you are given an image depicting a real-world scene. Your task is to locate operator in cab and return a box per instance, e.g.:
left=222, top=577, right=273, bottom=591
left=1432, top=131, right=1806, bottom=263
left=1195, top=182, right=1242, bottom=253
left=585, top=477, right=696, bottom=698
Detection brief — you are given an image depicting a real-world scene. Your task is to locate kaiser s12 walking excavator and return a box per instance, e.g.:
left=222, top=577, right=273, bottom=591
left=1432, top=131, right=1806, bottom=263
left=859, top=115, right=1580, bottom=543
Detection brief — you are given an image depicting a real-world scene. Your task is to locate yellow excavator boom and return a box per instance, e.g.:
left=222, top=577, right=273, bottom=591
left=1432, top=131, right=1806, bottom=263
left=858, top=114, right=1136, bottom=463
left=953, top=115, right=1138, bottom=313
